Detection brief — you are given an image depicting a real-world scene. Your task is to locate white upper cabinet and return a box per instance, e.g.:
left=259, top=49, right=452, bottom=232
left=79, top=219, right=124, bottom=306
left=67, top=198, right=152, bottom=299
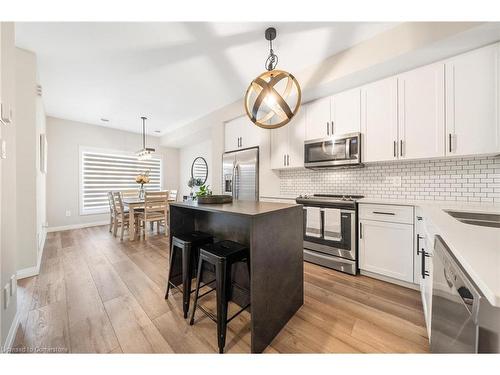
left=445, top=43, right=500, bottom=156
left=270, top=124, right=288, bottom=169
left=224, top=115, right=262, bottom=152
left=270, top=109, right=305, bottom=169
left=331, top=87, right=361, bottom=135
left=361, top=76, right=398, bottom=162
left=304, top=96, right=330, bottom=140
left=398, top=63, right=445, bottom=160
left=305, top=89, right=361, bottom=141
left=287, top=109, right=306, bottom=168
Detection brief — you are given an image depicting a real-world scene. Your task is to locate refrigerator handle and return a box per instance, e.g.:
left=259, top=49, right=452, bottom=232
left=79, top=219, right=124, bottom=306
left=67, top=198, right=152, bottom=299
left=233, top=163, right=239, bottom=200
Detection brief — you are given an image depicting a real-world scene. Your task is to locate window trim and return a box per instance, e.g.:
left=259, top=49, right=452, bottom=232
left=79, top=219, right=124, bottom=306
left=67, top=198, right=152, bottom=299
left=79, top=146, right=163, bottom=216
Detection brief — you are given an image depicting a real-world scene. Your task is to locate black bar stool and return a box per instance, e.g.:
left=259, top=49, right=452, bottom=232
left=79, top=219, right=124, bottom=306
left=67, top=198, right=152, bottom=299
left=189, top=240, right=250, bottom=354
left=165, top=231, right=213, bottom=318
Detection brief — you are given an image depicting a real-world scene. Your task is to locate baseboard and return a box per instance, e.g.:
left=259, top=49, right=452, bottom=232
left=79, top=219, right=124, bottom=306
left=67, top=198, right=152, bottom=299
left=17, top=229, right=46, bottom=280
left=46, top=220, right=109, bottom=233
left=2, top=312, right=20, bottom=353
left=360, top=270, right=420, bottom=291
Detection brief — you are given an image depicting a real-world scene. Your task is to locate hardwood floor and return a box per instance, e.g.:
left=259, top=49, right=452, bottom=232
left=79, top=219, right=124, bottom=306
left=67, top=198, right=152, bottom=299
left=12, top=225, right=429, bottom=353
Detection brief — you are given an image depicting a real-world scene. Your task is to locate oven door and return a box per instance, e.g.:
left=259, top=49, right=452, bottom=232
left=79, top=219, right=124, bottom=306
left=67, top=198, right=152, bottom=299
left=304, top=134, right=360, bottom=168
left=303, top=206, right=355, bottom=260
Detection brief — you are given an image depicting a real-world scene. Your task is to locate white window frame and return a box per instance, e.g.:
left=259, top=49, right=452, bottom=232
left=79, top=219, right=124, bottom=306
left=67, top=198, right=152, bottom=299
left=79, top=146, right=163, bottom=216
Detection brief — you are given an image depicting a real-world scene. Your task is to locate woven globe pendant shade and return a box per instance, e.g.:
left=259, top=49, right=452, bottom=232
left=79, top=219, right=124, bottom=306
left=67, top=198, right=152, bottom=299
left=244, top=69, right=301, bottom=129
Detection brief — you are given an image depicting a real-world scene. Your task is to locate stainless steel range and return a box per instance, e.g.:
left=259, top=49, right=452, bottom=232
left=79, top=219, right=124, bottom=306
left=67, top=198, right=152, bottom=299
left=295, top=194, right=363, bottom=275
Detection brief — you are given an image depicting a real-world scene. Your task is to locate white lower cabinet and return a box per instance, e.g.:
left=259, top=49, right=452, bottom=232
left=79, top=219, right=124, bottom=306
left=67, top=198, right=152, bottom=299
left=359, top=220, right=414, bottom=282
left=359, top=204, right=414, bottom=283
left=415, top=210, right=434, bottom=339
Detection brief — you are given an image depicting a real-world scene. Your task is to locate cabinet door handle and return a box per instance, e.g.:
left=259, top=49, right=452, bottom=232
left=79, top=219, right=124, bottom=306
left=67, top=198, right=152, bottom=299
left=331, top=121, right=334, bottom=135
left=359, top=222, right=363, bottom=239
left=287, top=154, right=290, bottom=166
left=421, top=250, right=431, bottom=278
left=400, top=140, right=403, bottom=157
left=326, top=122, right=329, bottom=136
left=372, top=211, right=395, bottom=216
left=393, top=140, right=397, bottom=157
left=283, top=154, right=286, bottom=166
left=448, top=133, right=453, bottom=153
left=416, top=234, right=423, bottom=255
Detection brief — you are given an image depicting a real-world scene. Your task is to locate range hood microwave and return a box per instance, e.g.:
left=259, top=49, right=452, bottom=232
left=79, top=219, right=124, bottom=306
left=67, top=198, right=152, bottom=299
left=304, top=132, right=363, bottom=169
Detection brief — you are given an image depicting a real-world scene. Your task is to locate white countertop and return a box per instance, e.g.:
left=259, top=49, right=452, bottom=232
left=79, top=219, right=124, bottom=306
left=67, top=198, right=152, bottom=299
left=359, top=197, right=500, bottom=307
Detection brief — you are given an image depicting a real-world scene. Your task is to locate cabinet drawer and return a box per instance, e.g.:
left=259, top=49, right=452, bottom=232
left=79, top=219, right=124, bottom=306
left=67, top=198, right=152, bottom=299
left=359, top=204, right=414, bottom=224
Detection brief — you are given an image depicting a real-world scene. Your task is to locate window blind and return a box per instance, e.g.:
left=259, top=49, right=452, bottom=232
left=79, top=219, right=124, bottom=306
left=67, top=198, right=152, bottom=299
left=81, top=150, right=162, bottom=214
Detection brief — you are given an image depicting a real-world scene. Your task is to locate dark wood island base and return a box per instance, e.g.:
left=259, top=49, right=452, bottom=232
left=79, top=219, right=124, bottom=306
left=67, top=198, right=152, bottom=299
left=169, top=201, right=304, bottom=353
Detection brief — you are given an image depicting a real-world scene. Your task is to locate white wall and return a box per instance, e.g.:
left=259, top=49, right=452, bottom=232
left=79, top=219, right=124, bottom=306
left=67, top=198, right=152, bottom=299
left=46, top=117, right=179, bottom=229
left=0, top=22, right=17, bottom=350
left=15, top=48, right=40, bottom=273
left=179, top=138, right=212, bottom=198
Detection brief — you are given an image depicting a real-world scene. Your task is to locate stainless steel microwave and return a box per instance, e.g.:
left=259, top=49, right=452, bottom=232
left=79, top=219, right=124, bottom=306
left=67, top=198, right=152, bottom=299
left=304, top=132, right=362, bottom=169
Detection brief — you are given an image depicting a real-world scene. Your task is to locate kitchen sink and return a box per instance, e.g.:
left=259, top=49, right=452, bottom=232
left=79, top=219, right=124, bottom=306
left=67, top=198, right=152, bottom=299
left=445, top=210, right=500, bottom=228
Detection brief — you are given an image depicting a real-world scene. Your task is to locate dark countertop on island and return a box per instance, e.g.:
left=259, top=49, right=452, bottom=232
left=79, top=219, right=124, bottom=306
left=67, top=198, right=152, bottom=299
left=169, top=200, right=301, bottom=217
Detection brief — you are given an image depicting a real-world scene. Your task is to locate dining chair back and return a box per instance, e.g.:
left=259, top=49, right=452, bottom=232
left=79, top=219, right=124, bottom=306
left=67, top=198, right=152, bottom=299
left=169, top=190, right=178, bottom=202
left=120, top=189, right=139, bottom=198
left=137, top=191, right=169, bottom=238
left=112, top=191, right=127, bottom=216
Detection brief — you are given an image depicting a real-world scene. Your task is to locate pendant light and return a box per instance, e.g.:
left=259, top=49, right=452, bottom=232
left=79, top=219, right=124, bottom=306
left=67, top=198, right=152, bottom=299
left=136, top=116, right=155, bottom=160
left=244, top=27, right=301, bottom=129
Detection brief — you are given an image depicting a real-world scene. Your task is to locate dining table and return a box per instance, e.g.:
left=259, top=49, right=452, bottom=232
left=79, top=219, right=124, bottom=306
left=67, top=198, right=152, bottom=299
left=122, top=197, right=176, bottom=241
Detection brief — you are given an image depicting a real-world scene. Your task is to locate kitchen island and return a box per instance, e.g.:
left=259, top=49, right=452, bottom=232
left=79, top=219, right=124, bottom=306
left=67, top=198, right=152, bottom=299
left=168, top=200, right=304, bottom=353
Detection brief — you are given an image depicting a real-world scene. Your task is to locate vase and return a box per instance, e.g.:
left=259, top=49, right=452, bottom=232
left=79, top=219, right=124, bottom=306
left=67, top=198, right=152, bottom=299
left=138, top=184, right=145, bottom=199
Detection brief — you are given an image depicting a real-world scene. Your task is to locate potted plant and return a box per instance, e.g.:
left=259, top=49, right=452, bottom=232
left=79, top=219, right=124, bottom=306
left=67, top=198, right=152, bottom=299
left=187, top=177, right=204, bottom=198
left=194, top=184, right=212, bottom=199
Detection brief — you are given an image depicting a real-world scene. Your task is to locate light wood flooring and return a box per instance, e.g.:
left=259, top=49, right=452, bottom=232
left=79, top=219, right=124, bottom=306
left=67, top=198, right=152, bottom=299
left=12, top=225, right=429, bottom=353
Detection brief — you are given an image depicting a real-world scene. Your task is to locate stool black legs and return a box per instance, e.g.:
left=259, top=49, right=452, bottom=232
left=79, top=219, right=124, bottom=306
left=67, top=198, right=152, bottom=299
left=215, top=259, right=231, bottom=354
left=189, top=259, right=204, bottom=326
left=165, top=233, right=213, bottom=319
left=181, top=244, right=193, bottom=319
left=189, top=241, right=250, bottom=354
left=164, top=240, right=176, bottom=299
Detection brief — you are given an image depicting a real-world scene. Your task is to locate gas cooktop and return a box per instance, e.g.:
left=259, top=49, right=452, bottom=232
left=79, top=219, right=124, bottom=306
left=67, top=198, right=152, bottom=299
left=295, top=194, right=364, bottom=209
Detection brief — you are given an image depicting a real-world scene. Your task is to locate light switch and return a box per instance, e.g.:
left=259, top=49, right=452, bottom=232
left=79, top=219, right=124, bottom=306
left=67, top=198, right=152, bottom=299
left=0, top=139, right=6, bottom=159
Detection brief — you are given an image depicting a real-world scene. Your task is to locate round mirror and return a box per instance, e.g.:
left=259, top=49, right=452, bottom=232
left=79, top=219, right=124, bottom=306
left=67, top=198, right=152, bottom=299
left=191, top=157, right=208, bottom=185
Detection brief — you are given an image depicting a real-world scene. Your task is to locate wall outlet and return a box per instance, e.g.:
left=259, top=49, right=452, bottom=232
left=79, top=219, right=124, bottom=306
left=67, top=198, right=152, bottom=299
left=65, top=210, right=71, bottom=217
left=10, top=275, right=16, bottom=296
left=385, top=175, right=402, bottom=187
left=3, top=284, right=9, bottom=309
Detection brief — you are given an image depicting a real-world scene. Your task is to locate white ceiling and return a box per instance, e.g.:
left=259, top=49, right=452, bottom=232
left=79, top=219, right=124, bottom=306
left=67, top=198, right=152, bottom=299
left=15, top=22, right=396, bottom=135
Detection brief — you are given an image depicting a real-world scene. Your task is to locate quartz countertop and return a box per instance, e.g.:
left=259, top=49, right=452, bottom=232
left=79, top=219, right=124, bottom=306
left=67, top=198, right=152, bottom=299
left=170, top=200, right=301, bottom=217
left=359, top=197, right=500, bottom=307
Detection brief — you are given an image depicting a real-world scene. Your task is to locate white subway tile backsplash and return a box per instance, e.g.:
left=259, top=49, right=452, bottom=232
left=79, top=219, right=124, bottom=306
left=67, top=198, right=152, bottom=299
left=279, top=155, right=500, bottom=203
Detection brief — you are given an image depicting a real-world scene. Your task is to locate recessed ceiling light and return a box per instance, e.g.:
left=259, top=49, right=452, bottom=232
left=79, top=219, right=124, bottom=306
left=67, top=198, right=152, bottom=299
left=100, top=118, right=109, bottom=122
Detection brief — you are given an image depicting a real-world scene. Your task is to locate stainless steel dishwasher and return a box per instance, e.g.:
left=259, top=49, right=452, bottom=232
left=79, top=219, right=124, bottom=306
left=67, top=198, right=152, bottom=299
left=430, top=235, right=482, bottom=353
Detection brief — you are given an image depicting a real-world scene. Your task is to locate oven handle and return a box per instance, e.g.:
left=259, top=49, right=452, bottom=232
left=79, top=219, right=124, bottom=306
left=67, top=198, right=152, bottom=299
left=372, top=211, right=395, bottom=216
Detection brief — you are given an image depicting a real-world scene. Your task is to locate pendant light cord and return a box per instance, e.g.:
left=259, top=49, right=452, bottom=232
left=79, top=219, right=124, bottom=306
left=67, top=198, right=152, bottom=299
left=141, top=117, right=147, bottom=149
left=265, top=38, right=278, bottom=71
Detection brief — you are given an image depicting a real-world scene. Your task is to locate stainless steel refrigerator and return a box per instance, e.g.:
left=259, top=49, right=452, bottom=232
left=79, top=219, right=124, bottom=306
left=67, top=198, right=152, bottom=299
left=222, top=147, right=259, bottom=201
